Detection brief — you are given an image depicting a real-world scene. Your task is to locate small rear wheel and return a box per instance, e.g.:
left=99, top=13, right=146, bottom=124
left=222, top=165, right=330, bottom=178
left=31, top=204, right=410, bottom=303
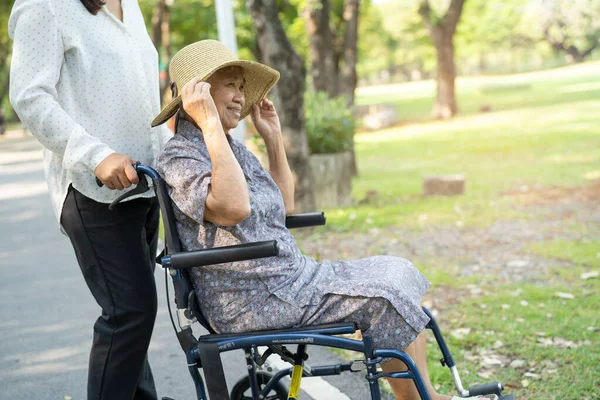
left=230, top=371, right=288, bottom=400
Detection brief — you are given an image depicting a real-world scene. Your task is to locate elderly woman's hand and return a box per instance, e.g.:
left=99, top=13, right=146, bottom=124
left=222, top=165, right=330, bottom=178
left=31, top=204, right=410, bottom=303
left=251, top=99, right=281, bottom=142
left=181, top=77, right=222, bottom=133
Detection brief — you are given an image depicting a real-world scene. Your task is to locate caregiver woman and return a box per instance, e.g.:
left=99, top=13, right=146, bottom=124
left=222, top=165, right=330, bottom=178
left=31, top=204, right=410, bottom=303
left=9, top=0, right=172, bottom=398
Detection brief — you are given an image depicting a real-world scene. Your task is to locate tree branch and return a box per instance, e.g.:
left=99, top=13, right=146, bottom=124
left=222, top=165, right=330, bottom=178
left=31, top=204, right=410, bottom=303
left=418, top=0, right=433, bottom=34
left=580, top=42, right=598, bottom=60
left=442, top=0, right=466, bottom=36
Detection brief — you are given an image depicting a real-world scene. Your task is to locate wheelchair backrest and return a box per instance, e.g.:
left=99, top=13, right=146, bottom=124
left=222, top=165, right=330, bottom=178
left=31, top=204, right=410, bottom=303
left=152, top=175, right=216, bottom=333
left=153, top=177, right=182, bottom=255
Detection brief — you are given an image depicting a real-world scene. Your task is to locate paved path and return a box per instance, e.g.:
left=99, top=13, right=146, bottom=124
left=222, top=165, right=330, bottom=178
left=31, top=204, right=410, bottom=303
left=0, top=136, right=389, bottom=400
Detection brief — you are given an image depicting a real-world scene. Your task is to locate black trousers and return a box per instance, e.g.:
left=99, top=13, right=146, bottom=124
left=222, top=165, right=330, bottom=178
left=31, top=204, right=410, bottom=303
left=61, top=186, right=160, bottom=400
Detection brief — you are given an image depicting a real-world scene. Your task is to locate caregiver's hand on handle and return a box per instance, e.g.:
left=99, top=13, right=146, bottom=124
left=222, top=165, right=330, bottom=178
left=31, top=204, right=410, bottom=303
left=94, top=153, right=139, bottom=190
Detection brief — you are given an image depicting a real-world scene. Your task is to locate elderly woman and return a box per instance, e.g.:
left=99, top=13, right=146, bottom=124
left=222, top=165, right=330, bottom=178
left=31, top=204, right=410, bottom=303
left=155, top=40, right=493, bottom=400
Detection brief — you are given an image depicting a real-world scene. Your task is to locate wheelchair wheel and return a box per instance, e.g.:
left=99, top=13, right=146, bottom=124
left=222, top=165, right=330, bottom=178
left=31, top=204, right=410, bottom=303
left=230, top=371, right=288, bottom=400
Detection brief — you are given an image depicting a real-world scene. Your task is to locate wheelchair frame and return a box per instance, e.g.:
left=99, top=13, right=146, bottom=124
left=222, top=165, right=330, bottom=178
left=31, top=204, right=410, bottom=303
left=121, top=164, right=512, bottom=400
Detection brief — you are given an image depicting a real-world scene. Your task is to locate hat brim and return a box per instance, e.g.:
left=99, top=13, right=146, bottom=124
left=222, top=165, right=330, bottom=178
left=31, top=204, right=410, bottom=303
left=151, top=60, right=279, bottom=128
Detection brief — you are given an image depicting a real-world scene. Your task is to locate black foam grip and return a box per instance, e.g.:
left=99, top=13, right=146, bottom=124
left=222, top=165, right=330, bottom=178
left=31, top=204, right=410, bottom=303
left=169, top=240, right=279, bottom=269
left=285, top=212, right=326, bottom=229
left=469, top=382, right=503, bottom=397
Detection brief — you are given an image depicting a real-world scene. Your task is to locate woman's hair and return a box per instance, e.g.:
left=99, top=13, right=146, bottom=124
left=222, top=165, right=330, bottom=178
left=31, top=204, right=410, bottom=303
left=80, top=0, right=105, bottom=15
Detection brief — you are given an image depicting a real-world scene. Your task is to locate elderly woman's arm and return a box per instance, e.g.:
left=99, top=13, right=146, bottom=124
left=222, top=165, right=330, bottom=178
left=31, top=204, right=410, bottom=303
left=264, top=133, right=295, bottom=214
left=182, top=78, right=251, bottom=226
left=251, top=100, right=295, bottom=214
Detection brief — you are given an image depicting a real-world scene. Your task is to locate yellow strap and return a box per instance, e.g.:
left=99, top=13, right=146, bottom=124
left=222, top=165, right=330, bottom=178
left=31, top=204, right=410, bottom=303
left=287, top=364, right=303, bottom=400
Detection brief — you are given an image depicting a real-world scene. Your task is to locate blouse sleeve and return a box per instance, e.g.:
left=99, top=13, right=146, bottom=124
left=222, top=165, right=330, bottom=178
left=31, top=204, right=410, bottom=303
left=160, top=151, right=213, bottom=225
left=8, top=0, right=115, bottom=173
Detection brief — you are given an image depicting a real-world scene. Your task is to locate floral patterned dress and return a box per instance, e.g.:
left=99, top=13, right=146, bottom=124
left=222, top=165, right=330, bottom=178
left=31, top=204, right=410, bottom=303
left=157, top=119, right=431, bottom=351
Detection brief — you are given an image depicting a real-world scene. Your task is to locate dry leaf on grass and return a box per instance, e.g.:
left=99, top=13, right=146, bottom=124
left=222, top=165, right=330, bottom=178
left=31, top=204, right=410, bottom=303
left=509, top=359, right=526, bottom=368
left=451, top=328, right=471, bottom=340
left=555, top=292, right=575, bottom=299
left=580, top=271, right=599, bottom=280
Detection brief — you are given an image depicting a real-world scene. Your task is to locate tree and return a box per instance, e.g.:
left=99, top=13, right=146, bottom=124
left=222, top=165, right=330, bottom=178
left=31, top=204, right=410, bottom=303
left=535, top=0, right=600, bottom=64
left=246, top=0, right=316, bottom=213
left=418, top=0, right=466, bottom=119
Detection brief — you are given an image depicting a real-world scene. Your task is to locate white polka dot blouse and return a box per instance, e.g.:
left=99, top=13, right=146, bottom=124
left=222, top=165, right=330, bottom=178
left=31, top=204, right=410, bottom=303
left=9, top=0, right=172, bottom=225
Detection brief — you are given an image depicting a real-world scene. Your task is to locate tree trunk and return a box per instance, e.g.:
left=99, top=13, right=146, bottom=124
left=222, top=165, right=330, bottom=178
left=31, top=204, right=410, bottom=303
left=151, top=0, right=162, bottom=49
left=340, top=0, right=359, bottom=175
left=152, top=0, right=171, bottom=104
left=419, top=0, right=465, bottom=119
left=247, top=0, right=316, bottom=213
left=564, top=44, right=596, bottom=64
left=340, top=0, right=358, bottom=108
left=305, top=0, right=337, bottom=96
left=432, top=35, right=457, bottom=119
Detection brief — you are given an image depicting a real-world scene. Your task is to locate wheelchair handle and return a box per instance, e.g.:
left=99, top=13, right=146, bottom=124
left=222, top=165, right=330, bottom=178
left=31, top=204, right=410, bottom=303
left=165, top=240, right=280, bottom=269
left=95, top=162, right=157, bottom=187
left=285, top=212, right=326, bottom=229
left=95, top=163, right=158, bottom=210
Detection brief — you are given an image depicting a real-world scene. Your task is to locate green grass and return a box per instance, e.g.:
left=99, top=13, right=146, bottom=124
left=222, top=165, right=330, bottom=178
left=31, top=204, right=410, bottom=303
left=319, top=62, right=600, bottom=399
left=426, top=282, right=600, bottom=398
left=324, top=61, right=600, bottom=232
left=530, top=240, right=600, bottom=268
left=417, top=238, right=600, bottom=399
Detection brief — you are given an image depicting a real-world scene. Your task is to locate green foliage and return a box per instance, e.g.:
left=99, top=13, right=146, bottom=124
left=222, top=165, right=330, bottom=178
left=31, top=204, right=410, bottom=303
left=1, top=0, right=16, bottom=121
left=524, top=0, right=600, bottom=59
left=359, top=1, right=436, bottom=81
left=138, top=0, right=218, bottom=55
left=138, top=0, right=307, bottom=64
left=304, top=91, right=355, bottom=154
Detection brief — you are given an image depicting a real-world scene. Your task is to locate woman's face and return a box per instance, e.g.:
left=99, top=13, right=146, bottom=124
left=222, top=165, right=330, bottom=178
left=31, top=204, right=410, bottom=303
left=208, top=67, right=246, bottom=132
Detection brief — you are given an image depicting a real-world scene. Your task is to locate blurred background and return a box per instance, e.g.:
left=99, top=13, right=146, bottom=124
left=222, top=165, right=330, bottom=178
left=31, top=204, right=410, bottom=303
left=1, top=0, right=599, bottom=399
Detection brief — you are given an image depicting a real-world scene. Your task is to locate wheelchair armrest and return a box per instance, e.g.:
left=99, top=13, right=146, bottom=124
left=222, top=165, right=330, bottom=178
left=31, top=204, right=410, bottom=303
left=165, top=240, right=279, bottom=269
left=285, top=212, right=326, bottom=229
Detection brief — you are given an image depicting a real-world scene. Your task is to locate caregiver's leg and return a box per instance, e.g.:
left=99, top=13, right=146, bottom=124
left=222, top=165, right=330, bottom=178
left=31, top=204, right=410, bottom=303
left=61, top=187, right=159, bottom=400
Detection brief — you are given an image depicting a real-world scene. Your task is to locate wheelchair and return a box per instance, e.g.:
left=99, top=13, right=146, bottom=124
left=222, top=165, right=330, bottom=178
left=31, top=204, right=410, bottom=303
left=108, top=163, right=515, bottom=400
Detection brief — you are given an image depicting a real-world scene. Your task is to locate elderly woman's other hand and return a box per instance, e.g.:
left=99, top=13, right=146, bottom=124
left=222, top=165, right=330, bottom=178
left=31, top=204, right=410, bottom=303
left=251, top=99, right=282, bottom=142
left=181, top=77, right=222, bottom=134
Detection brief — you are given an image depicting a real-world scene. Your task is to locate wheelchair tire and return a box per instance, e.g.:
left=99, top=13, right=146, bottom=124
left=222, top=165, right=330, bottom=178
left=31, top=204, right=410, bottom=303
left=230, top=371, right=288, bottom=400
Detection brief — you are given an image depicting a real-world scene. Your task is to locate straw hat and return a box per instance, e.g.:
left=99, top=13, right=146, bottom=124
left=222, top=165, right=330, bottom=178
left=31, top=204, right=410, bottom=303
left=151, top=40, right=280, bottom=127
